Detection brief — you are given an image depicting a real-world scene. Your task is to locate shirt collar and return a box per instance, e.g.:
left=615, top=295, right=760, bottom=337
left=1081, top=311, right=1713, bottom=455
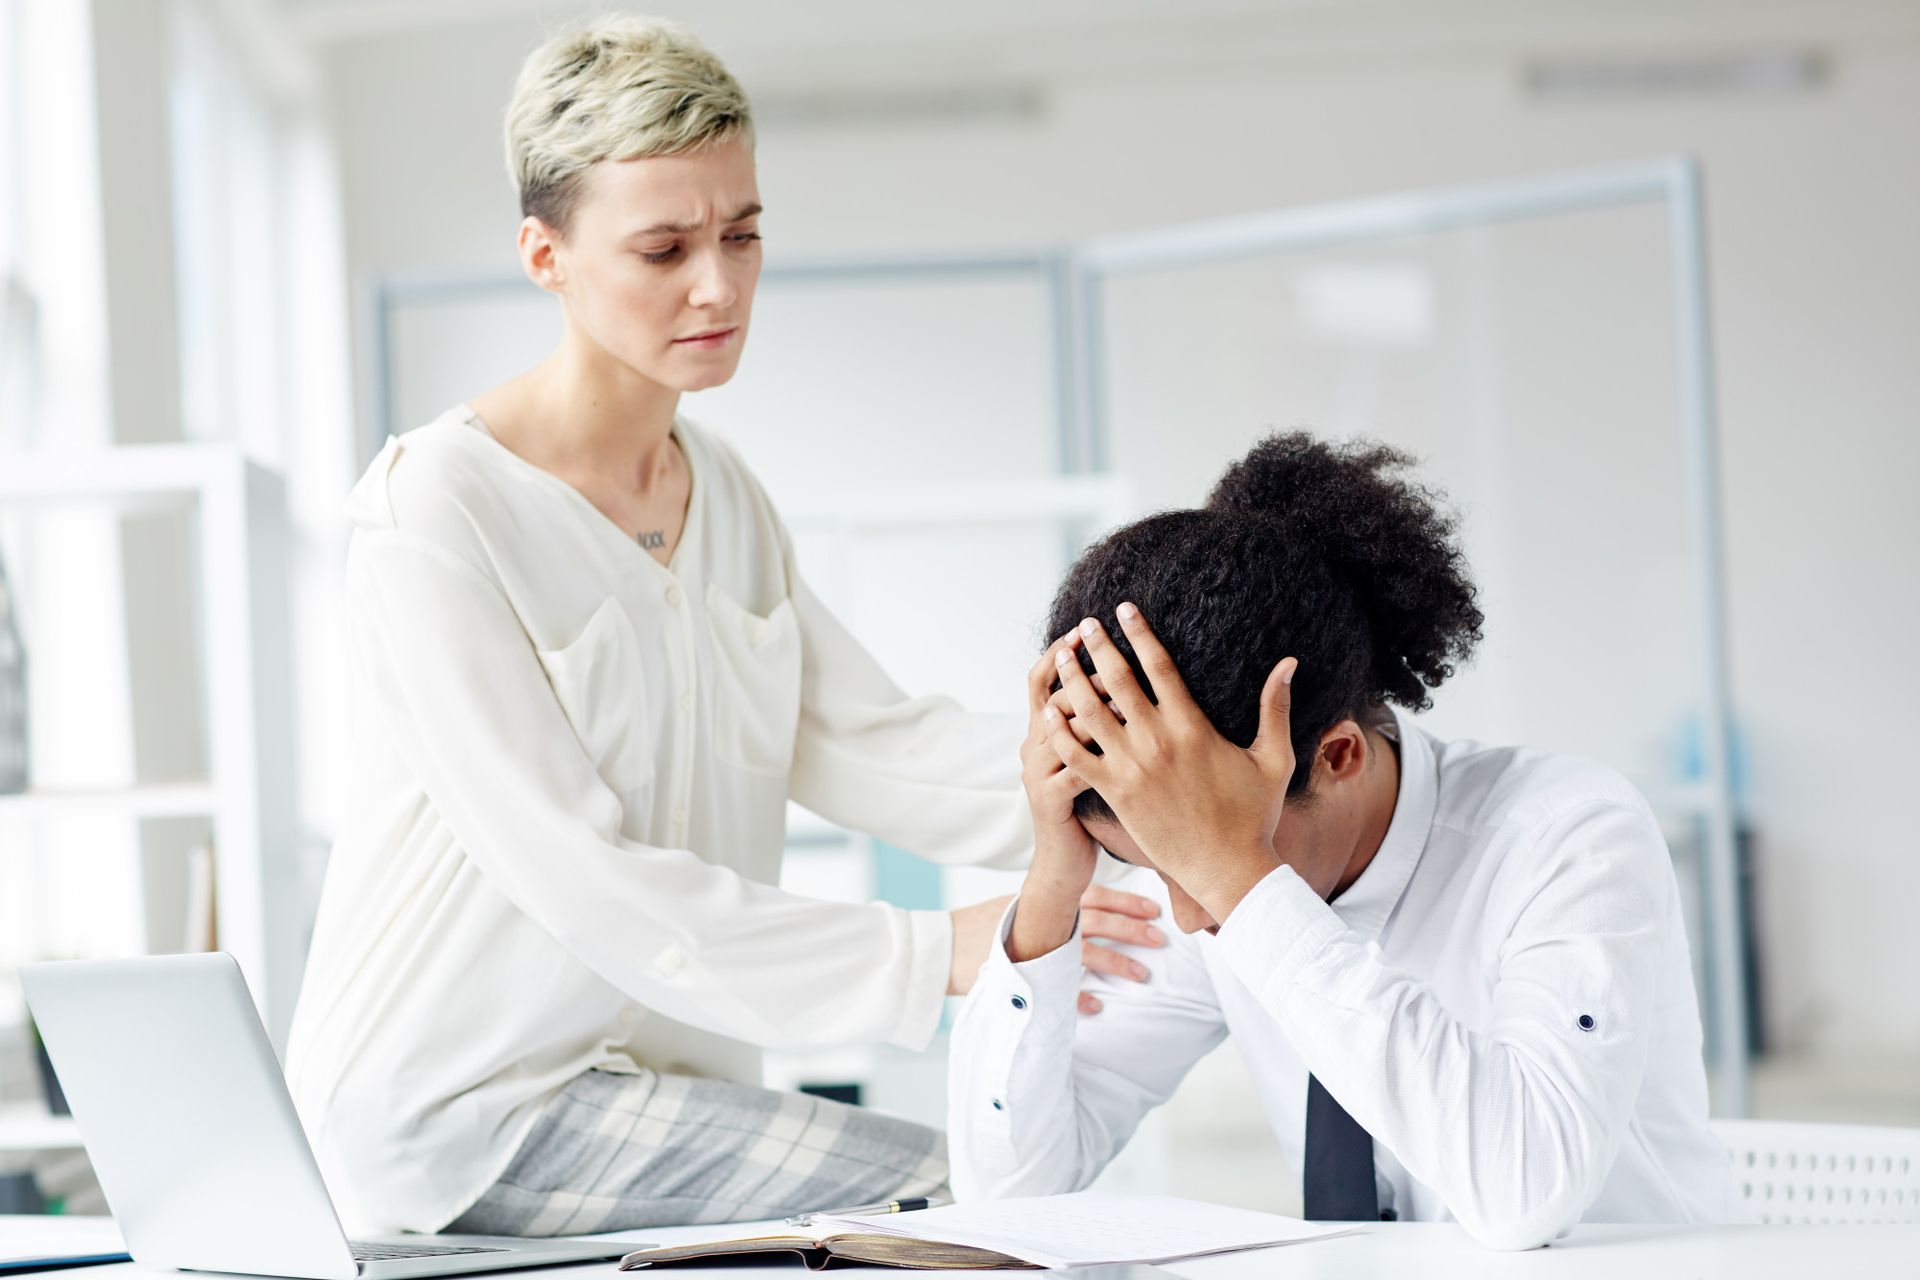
left=1325, top=704, right=1438, bottom=942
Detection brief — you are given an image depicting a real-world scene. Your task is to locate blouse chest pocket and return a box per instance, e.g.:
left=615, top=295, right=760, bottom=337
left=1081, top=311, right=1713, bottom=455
left=704, top=583, right=802, bottom=777
left=536, top=596, right=655, bottom=807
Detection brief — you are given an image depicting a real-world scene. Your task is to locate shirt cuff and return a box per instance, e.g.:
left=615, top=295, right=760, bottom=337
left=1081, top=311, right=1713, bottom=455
left=1217, top=864, right=1349, bottom=999
left=890, top=907, right=954, bottom=1050
left=969, top=897, right=1085, bottom=1073
left=961, top=896, right=1086, bottom=1041
left=990, top=897, right=1086, bottom=1001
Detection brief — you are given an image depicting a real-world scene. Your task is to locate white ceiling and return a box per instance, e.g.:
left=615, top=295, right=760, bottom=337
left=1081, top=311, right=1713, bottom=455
left=274, top=0, right=1920, bottom=77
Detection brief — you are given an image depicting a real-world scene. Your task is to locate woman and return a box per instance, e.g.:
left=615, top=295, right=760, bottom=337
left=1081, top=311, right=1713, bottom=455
left=286, top=15, right=1161, bottom=1238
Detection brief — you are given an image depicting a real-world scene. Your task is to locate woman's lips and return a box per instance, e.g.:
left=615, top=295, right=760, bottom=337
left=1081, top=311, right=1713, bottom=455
left=674, top=327, right=737, bottom=349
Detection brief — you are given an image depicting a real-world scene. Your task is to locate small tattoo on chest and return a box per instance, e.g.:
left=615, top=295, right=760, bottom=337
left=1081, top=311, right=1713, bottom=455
left=637, top=529, right=667, bottom=551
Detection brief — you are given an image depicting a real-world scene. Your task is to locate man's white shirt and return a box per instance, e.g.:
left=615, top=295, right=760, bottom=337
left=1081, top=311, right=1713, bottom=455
left=948, top=707, right=1729, bottom=1250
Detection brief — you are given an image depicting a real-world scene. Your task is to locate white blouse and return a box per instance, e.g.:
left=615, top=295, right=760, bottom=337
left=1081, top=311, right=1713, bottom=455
left=286, top=407, right=1031, bottom=1234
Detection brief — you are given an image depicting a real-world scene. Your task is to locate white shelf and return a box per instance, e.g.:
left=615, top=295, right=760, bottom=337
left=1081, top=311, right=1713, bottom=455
left=0, top=445, right=302, bottom=1048
left=0, top=1105, right=83, bottom=1152
left=0, top=784, right=218, bottom=823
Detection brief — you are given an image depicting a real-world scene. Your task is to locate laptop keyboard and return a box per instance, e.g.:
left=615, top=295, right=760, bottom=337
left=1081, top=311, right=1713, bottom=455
left=350, top=1243, right=510, bottom=1262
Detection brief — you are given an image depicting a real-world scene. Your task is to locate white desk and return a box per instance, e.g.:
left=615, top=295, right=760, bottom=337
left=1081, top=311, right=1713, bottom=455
left=7, top=1219, right=1917, bottom=1279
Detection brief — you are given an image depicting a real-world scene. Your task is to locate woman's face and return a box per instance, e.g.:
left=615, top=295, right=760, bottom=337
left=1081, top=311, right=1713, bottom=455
left=538, top=138, right=762, bottom=393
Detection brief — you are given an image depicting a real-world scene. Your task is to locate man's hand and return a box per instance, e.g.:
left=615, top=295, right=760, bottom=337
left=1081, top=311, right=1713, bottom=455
left=1010, top=633, right=1167, bottom=979
left=1041, top=604, right=1297, bottom=923
left=945, top=634, right=1168, bottom=1004
left=1017, top=634, right=1101, bottom=911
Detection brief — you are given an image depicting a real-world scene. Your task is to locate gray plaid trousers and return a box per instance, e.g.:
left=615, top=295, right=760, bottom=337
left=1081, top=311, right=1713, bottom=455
left=444, top=1069, right=948, bottom=1235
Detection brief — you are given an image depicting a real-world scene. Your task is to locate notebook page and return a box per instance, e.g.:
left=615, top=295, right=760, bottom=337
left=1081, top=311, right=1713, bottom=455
left=819, top=1193, right=1349, bottom=1268
left=0, top=1217, right=127, bottom=1269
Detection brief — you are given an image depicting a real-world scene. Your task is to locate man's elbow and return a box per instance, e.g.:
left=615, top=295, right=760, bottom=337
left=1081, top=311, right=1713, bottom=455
left=1453, top=1179, right=1591, bottom=1251
left=946, top=1124, right=1105, bottom=1204
left=948, top=1149, right=1089, bottom=1203
left=1458, top=1206, right=1576, bottom=1252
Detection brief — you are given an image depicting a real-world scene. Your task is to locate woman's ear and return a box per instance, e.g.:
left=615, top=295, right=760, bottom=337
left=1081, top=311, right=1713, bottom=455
left=518, top=216, right=565, bottom=292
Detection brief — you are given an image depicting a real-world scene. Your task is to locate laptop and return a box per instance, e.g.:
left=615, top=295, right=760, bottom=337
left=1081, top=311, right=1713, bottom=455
left=21, top=953, right=639, bottom=1279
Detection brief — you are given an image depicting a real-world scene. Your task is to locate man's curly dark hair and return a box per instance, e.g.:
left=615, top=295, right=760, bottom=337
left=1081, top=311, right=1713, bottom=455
left=1047, top=432, right=1484, bottom=818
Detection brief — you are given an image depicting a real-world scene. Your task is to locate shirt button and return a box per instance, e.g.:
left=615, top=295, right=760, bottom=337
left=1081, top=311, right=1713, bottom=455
left=1010, top=995, right=1027, bottom=1010
left=619, top=1005, right=638, bottom=1027
left=664, top=584, right=683, bottom=608
left=990, top=1099, right=1004, bottom=1112
left=673, top=806, right=690, bottom=829
left=654, top=946, right=687, bottom=978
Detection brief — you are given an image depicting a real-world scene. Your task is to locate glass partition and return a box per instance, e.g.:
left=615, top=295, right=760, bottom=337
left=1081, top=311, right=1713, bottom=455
left=371, top=160, right=1744, bottom=1116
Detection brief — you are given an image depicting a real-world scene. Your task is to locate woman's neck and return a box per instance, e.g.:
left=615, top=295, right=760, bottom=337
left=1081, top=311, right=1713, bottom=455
left=486, top=340, right=682, bottom=495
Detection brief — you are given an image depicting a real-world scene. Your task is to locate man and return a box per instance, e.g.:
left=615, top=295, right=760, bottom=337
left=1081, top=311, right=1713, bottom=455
left=946, top=433, right=1727, bottom=1249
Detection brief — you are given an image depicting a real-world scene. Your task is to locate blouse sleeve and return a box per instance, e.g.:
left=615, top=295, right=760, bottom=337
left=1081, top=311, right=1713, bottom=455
left=347, top=527, right=952, bottom=1051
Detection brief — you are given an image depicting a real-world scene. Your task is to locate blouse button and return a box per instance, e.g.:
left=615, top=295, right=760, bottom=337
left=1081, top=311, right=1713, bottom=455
left=664, top=584, right=683, bottom=608
left=1010, top=995, right=1027, bottom=1010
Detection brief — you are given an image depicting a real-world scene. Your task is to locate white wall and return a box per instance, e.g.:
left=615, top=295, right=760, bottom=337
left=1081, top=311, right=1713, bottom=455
left=310, top=1, right=1920, bottom=1070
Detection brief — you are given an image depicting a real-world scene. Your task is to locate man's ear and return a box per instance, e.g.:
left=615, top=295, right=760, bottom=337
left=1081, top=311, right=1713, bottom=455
left=1316, top=718, right=1368, bottom=784
left=518, top=216, right=566, bottom=292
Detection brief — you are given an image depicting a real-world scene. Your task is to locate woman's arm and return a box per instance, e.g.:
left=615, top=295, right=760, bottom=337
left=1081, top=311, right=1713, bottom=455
left=349, top=528, right=950, bottom=1051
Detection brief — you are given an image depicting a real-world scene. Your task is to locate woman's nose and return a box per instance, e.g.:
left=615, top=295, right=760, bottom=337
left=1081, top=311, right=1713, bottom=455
left=688, top=251, right=738, bottom=309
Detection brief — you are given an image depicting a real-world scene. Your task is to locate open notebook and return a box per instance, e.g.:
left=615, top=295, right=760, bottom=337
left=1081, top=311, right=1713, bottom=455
left=617, top=1192, right=1353, bottom=1271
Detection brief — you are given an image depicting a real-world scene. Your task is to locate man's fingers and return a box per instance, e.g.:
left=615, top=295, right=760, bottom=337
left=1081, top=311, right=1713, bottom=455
left=1080, top=883, right=1162, bottom=920
left=1251, top=655, right=1300, bottom=775
left=1028, top=633, right=1079, bottom=714
left=1042, top=702, right=1106, bottom=782
left=1081, top=908, right=1167, bottom=949
left=1040, top=763, right=1088, bottom=803
left=1078, top=991, right=1103, bottom=1016
left=1081, top=939, right=1151, bottom=983
left=1052, top=646, right=1127, bottom=750
left=1072, top=616, right=1154, bottom=725
left=1047, top=690, right=1103, bottom=743
left=1112, top=602, right=1196, bottom=713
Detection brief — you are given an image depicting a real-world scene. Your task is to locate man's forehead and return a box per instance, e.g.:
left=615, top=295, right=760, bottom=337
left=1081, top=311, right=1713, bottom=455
left=1086, top=819, right=1146, bottom=865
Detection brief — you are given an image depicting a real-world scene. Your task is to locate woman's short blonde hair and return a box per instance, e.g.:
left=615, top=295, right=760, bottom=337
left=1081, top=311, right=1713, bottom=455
left=505, top=14, right=753, bottom=233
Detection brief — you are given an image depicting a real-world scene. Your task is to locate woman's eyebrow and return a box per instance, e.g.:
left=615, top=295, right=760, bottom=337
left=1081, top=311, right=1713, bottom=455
left=626, top=203, right=763, bottom=239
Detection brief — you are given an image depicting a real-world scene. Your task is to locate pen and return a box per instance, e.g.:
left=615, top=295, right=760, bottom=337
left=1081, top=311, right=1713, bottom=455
left=785, top=1196, right=942, bottom=1226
